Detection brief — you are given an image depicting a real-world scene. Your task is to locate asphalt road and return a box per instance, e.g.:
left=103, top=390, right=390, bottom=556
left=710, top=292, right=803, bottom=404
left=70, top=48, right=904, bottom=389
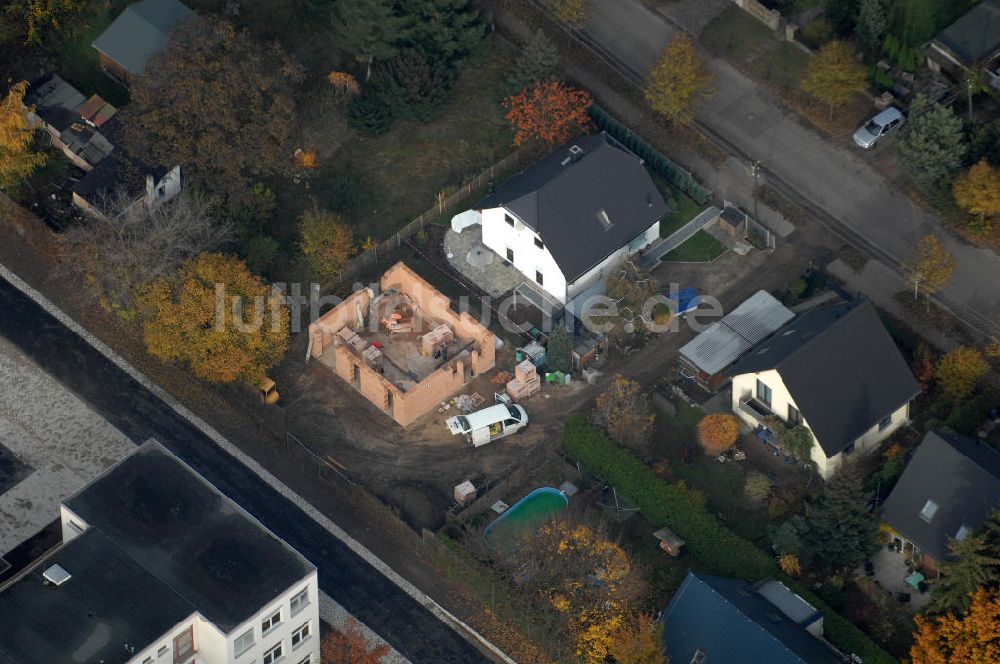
left=0, top=276, right=490, bottom=664
left=581, top=0, right=1000, bottom=335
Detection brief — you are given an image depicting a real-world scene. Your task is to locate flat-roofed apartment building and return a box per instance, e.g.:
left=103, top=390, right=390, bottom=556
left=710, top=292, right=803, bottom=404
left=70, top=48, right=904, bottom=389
left=0, top=440, right=319, bottom=664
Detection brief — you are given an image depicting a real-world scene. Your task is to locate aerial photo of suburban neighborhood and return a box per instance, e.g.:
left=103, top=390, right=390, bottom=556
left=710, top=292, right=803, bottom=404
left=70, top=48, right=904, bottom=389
left=2, top=0, right=1000, bottom=662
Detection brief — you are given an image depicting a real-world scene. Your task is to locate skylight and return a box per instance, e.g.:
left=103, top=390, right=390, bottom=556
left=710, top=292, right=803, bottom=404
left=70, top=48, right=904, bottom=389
left=596, top=208, right=613, bottom=231
left=919, top=499, right=939, bottom=523
left=956, top=524, right=971, bottom=540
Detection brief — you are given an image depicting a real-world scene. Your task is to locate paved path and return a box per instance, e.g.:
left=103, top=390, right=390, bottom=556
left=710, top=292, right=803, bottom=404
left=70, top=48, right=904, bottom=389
left=0, top=267, right=499, bottom=664
left=577, top=0, right=1000, bottom=335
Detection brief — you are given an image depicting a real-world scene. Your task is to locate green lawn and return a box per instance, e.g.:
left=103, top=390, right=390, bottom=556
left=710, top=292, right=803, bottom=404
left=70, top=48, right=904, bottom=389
left=662, top=230, right=726, bottom=262
left=52, top=0, right=130, bottom=107
left=650, top=399, right=770, bottom=543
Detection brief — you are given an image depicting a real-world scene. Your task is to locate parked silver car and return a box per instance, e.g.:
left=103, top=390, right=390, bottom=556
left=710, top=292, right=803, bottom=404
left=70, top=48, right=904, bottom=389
left=853, top=106, right=905, bottom=149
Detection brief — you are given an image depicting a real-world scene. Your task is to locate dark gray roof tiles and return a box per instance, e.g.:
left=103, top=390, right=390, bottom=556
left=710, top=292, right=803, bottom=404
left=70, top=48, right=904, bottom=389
left=728, top=300, right=920, bottom=457
left=935, top=0, right=1000, bottom=65
left=881, top=431, right=1000, bottom=561
left=477, top=133, right=669, bottom=282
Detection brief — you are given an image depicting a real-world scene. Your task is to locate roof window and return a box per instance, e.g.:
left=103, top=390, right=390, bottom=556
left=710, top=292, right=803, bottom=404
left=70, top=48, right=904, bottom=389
left=919, top=499, right=939, bottom=523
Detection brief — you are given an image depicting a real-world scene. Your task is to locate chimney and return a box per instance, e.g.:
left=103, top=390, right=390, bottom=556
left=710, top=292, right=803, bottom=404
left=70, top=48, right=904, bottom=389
left=144, top=173, right=155, bottom=207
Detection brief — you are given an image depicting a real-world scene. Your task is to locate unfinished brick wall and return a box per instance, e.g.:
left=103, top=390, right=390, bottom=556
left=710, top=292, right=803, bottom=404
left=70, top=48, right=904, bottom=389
left=306, top=262, right=496, bottom=427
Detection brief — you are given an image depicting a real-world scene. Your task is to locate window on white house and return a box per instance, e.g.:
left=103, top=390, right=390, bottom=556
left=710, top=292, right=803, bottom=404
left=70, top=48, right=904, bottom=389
left=787, top=404, right=802, bottom=425
left=919, top=499, right=939, bottom=523
left=143, top=658, right=153, bottom=664
left=290, top=587, right=309, bottom=616
left=534, top=237, right=544, bottom=249
left=843, top=441, right=855, bottom=455
left=262, top=609, right=281, bottom=634
left=234, top=629, right=255, bottom=657
left=535, top=271, right=543, bottom=286
left=296, top=656, right=311, bottom=664
left=157, top=646, right=168, bottom=658
left=157, top=185, right=166, bottom=197
left=878, top=414, right=892, bottom=431
left=756, top=379, right=772, bottom=407
left=291, top=622, right=310, bottom=648
left=263, top=643, right=282, bottom=664
left=504, top=214, right=515, bottom=227
left=506, top=247, right=514, bottom=263
left=173, top=626, right=194, bottom=664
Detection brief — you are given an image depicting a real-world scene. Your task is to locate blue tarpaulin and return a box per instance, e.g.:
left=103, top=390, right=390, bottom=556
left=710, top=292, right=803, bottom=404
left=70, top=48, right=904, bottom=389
left=668, top=288, right=699, bottom=315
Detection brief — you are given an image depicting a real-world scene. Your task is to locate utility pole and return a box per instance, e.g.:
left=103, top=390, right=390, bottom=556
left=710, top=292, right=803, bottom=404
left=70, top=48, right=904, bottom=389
left=748, top=160, right=762, bottom=219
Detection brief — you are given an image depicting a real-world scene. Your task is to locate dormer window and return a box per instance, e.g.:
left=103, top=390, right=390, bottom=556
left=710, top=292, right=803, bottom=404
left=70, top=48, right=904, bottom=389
left=505, top=214, right=515, bottom=227
left=919, top=499, right=939, bottom=523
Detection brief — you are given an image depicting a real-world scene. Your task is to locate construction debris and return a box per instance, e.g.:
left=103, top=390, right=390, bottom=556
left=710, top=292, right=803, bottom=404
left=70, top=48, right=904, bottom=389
left=454, top=480, right=477, bottom=506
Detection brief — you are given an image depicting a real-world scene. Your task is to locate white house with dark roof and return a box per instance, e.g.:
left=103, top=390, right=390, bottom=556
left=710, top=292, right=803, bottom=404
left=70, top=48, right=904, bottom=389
left=881, top=430, right=1000, bottom=576
left=0, top=441, right=319, bottom=664
left=728, top=300, right=920, bottom=479
left=475, top=133, right=669, bottom=304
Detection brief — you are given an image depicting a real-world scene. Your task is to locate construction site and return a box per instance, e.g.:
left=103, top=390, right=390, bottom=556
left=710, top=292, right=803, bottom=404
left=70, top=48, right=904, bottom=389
left=307, top=262, right=497, bottom=426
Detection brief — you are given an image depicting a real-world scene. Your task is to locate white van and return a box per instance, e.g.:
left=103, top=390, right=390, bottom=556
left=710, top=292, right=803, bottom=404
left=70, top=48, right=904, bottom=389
left=853, top=106, right=905, bottom=149
left=446, top=403, right=529, bottom=447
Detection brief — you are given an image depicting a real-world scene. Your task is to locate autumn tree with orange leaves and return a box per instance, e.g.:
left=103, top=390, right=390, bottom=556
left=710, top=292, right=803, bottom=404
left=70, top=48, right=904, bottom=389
left=0, top=80, right=46, bottom=189
left=321, top=618, right=389, bottom=664
left=504, top=81, right=592, bottom=147
left=697, top=413, right=740, bottom=455
left=607, top=613, right=668, bottom=664
left=910, top=587, right=1000, bottom=664
left=135, top=253, right=289, bottom=385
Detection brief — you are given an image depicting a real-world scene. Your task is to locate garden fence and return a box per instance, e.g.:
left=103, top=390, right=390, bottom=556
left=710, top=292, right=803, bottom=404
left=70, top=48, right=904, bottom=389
left=588, top=105, right=711, bottom=204
left=339, top=150, right=524, bottom=282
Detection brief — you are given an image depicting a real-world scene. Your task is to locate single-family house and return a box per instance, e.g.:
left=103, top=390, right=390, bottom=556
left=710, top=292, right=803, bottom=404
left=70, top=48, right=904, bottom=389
left=475, top=132, right=669, bottom=305
left=662, top=572, right=842, bottom=664
left=926, top=0, right=1000, bottom=91
left=23, top=74, right=117, bottom=172
left=92, top=0, right=196, bottom=85
left=881, top=430, right=1000, bottom=577
left=679, top=290, right=794, bottom=391
left=729, top=300, right=919, bottom=479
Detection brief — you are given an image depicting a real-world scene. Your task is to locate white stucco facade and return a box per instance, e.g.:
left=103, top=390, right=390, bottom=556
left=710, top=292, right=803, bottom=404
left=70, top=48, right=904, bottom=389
left=731, top=369, right=909, bottom=479
left=58, top=505, right=321, bottom=664
left=480, top=205, right=659, bottom=303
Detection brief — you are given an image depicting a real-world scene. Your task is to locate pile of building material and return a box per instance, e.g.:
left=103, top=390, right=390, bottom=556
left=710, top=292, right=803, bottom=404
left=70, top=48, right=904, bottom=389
left=421, top=324, right=453, bottom=356
left=362, top=344, right=382, bottom=370
left=337, top=327, right=367, bottom=354
left=506, top=359, right=541, bottom=400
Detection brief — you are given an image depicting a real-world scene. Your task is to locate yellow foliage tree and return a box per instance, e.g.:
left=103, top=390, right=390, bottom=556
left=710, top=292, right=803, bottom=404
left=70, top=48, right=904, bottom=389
left=0, top=80, right=46, bottom=189
left=644, top=34, right=714, bottom=125
left=953, top=159, right=1000, bottom=234
left=6, top=0, right=84, bottom=44
left=911, top=587, right=1000, bottom=664
left=936, top=345, right=988, bottom=402
left=607, top=613, right=668, bottom=664
left=800, top=40, right=867, bottom=120
left=135, top=253, right=289, bottom=385
left=907, top=235, right=955, bottom=303
left=300, top=207, right=354, bottom=282
left=295, top=148, right=318, bottom=169
left=697, top=413, right=740, bottom=455
left=327, top=70, right=361, bottom=96
left=778, top=553, right=801, bottom=577
left=551, top=0, right=589, bottom=27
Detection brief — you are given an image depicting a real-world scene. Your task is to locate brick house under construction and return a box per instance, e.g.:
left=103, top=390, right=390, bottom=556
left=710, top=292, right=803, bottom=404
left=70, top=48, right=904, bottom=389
left=307, top=262, right=496, bottom=426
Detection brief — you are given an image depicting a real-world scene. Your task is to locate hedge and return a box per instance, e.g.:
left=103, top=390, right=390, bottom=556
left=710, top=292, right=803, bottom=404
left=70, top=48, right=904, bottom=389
left=588, top=104, right=710, bottom=205
left=564, top=415, right=898, bottom=664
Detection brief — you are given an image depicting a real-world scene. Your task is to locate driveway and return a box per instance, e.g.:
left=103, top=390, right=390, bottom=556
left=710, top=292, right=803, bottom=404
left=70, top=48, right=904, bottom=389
left=578, top=0, right=1000, bottom=335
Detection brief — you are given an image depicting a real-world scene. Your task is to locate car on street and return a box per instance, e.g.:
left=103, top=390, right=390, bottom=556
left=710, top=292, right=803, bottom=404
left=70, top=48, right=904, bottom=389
left=853, top=107, right=905, bottom=149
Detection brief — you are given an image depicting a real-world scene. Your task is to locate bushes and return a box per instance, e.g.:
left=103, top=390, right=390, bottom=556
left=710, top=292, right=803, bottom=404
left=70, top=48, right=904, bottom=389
left=563, top=416, right=898, bottom=664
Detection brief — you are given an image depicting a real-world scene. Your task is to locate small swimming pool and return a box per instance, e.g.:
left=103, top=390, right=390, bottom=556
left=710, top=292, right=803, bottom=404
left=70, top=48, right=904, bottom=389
left=484, top=486, right=568, bottom=546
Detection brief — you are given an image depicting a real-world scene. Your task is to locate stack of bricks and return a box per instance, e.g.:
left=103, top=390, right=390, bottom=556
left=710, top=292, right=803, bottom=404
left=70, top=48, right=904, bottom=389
left=506, top=359, right=541, bottom=400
